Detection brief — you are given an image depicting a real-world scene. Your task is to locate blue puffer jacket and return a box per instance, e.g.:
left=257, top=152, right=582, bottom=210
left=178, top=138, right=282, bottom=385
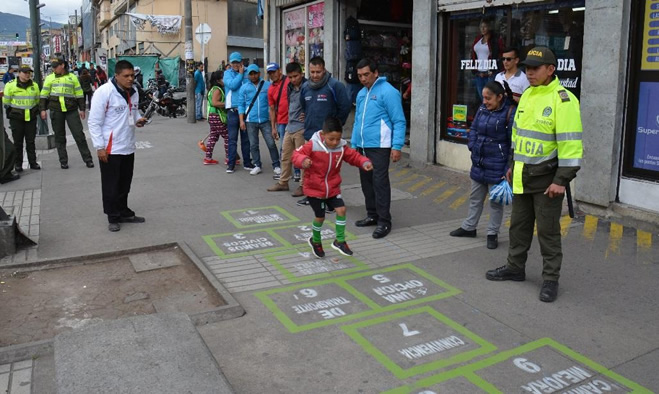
left=468, top=101, right=516, bottom=185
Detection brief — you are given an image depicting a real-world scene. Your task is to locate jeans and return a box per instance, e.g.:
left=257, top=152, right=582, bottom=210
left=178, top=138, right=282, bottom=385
left=276, top=123, right=286, bottom=157
left=461, top=179, right=505, bottom=235
left=227, top=110, right=252, bottom=168
left=474, top=74, right=492, bottom=102
left=246, top=121, right=280, bottom=169
left=195, top=92, right=204, bottom=119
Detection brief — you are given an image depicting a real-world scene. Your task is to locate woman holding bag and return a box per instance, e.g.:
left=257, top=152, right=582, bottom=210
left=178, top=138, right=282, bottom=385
left=449, top=81, right=515, bottom=249
left=202, top=70, right=231, bottom=165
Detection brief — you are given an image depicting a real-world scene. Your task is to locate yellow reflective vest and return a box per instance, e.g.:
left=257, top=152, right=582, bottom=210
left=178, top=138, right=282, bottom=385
left=511, top=77, right=583, bottom=194
left=40, top=72, right=85, bottom=112
left=2, top=79, right=40, bottom=121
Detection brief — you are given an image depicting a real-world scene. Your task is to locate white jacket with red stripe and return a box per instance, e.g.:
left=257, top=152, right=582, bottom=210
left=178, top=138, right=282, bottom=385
left=88, top=78, right=140, bottom=155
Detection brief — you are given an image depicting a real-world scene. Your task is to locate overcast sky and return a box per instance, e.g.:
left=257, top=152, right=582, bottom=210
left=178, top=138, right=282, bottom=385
left=4, top=0, right=82, bottom=24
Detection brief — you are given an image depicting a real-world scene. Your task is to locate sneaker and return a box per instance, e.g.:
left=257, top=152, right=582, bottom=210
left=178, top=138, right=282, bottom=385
left=273, top=166, right=282, bottom=176
left=331, top=240, right=353, bottom=256
left=291, top=186, right=304, bottom=197
left=203, top=159, right=219, bottom=165
left=308, top=237, right=325, bottom=258
left=226, top=167, right=235, bottom=173
left=297, top=197, right=310, bottom=206
left=61, top=163, right=69, bottom=169
left=250, top=166, right=262, bottom=175
left=244, top=165, right=255, bottom=171
left=30, top=163, right=41, bottom=170
left=14, top=165, right=23, bottom=173
left=108, top=223, right=120, bottom=232
left=86, top=161, right=95, bottom=168
left=487, top=234, right=498, bottom=249
left=119, top=215, right=146, bottom=223
left=267, top=183, right=289, bottom=192
left=449, top=227, right=477, bottom=237
left=485, top=265, right=525, bottom=281
left=539, top=280, right=559, bottom=302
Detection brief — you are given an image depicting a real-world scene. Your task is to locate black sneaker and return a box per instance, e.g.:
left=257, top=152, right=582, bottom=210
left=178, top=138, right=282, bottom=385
left=108, top=223, right=120, bottom=232
left=30, top=163, right=41, bottom=170
left=331, top=240, right=353, bottom=256
left=119, top=215, right=145, bottom=223
left=539, top=280, right=559, bottom=302
left=61, top=163, right=69, bottom=169
left=308, top=237, right=325, bottom=258
left=14, top=165, right=23, bottom=172
left=86, top=161, right=95, bottom=168
left=450, top=227, right=477, bottom=237
left=485, top=265, right=525, bottom=281
left=297, top=197, right=310, bottom=206
left=487, top=234, right=498, bottom=249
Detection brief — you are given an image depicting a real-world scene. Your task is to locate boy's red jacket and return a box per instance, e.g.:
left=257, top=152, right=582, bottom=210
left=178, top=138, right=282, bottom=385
left=293, top=131, right=370, bottom=199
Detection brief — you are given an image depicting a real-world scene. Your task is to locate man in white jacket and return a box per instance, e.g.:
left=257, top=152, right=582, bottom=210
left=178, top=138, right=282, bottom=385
left=88, top=60, right=147, bottom=232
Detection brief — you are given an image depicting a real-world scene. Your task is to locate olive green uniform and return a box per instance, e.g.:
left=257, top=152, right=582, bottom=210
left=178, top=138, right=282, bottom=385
left=40, top=71, right=93, bottom=166
left=507, top=76, right=583, bottom=281
left=2, top=78, right=40, bottom=168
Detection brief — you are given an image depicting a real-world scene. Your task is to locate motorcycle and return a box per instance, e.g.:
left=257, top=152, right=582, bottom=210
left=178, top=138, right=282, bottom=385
left=156, top=87, right=187, bottom=118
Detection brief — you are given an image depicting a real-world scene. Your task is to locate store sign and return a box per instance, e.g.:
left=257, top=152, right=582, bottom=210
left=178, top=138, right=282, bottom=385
left=641, top=0, right=659, bottom=70
left=453, top=105, right=467, bottom=122
left=633, top=82, right=659, bottom=172
left=53, top=35, right=62, bottom=54
left=460, top=59, right=497, bottom=71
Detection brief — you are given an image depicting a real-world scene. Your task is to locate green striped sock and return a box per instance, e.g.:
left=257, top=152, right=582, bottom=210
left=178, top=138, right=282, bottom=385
left=335, top=215, right=346, bottom=242
left=312, top=220, right=323, bottom=243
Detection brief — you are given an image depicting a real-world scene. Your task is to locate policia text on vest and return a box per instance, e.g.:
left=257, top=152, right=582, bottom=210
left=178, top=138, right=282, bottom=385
left=40, top=64, right=94, bottom=169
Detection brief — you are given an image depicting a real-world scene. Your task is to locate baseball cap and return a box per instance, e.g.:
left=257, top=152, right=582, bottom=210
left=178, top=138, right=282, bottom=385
left=229, top=52, right=242, bottom=63
left=18, top=64, right=33, bottom=73
left=246, top=64, right=260, bottom=74
left=50, top=54, right=66, bottom=67
left=266, top=62, right=280, bottom=72
left=520, top=46, right=557, bottom=67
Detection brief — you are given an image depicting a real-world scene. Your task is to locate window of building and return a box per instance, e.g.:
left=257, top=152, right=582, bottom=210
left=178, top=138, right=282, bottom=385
left=228, top=0, right=264, bottom=38
left=441, top=1, right=585, bottom=143
left=281, top=0, right=324, bottom=74
left=622, top=0, right=659, bottom=182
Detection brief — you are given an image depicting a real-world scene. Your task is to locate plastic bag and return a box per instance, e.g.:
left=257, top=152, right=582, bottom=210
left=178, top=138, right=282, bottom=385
left=489, top=179, right=512, bottom=205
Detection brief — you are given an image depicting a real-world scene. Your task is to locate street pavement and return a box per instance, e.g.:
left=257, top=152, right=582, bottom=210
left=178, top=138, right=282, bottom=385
left=1, top=114, right=658, bottom=393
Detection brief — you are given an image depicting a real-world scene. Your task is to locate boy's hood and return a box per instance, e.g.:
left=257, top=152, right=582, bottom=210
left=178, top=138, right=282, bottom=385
left=310, top=130, right=347, bottom=152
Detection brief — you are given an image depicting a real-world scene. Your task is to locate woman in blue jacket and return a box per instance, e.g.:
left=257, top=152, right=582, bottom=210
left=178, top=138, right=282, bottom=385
left=450, top=81, right=515, bottom=249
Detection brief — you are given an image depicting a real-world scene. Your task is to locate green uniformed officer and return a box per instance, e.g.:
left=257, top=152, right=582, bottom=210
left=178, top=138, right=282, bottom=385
left=2, top=64, right=41, bottom=172
left=485, top=47, right=583, bottom=303
left=39, top=54, right=94, bottom=169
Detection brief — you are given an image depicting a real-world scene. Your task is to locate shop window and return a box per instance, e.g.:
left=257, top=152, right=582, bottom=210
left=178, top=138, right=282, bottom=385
left=622, top=0, right=659, bottom=182
left=442, top=1, right=584, bottom=143
left=282, top=1, right=324, bottom=74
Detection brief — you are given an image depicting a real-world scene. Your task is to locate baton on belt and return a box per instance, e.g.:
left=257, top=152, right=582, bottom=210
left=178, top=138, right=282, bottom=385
left=565, top=183, right=575, bottom=218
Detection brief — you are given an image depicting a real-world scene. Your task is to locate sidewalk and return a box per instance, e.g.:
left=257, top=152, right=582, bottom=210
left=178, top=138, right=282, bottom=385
left=1, top=115, right=657, bottom=393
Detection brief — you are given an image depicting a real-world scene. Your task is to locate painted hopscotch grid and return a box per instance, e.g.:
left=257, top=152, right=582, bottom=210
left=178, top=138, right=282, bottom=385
left=270, top=222, right=357, bottom=247
left=221, top=206, right=300, bottom=229
left=263, top=248, right=370, bottom=283
left=255, top=263, right=461, bottom=333
left=386, top=338, right=652, bottom=393
left=0, top=189, right=40, bottom=266
left=0, top=359, right=34, bottom=394
left=342, top=306, right=496, bottom=379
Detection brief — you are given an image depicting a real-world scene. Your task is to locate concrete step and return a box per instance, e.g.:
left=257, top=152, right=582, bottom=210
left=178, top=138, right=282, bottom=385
left=54, top=313, right=234, bottom=394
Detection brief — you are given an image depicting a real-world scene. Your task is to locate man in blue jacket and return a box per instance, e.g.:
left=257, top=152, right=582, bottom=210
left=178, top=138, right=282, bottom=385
left=194, top=62, right=205, bottom=120
left=238, top=64, right=280, bottom=176
left=298, top=56, right=351, bottom=205
left=352, top=58, right=407, bottom=239
left=224, top=52, right=253, bottom=173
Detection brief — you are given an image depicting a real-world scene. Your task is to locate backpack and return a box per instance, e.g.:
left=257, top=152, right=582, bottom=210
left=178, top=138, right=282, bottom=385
left=344, top=17, right=361, bottom=41
left=345, top=60, right=360, bottom=84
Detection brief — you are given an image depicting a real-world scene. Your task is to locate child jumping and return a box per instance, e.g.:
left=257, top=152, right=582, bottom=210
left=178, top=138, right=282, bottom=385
left=292, top=116, right=373, bottom=257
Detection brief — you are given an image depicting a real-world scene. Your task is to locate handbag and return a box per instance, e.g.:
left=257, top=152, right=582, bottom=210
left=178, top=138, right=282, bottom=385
left=489, top=179, right=513, bottom=205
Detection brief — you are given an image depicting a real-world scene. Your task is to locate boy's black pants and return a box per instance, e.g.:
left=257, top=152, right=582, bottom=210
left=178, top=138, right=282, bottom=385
left=100, top=153, right=135, bottom=223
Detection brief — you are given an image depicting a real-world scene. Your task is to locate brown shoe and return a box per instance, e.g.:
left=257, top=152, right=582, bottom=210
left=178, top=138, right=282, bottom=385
left=291, top=186, right=304, bottom=197
left=268, top=182, right=289, bottom=192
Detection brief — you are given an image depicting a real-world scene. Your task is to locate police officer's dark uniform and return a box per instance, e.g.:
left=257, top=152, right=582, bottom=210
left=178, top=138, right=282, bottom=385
left=2, top=64, right=41, bottom=171
left=39, top=55, right=94, bottom=169
left=485, top=47, right=583, bottom=302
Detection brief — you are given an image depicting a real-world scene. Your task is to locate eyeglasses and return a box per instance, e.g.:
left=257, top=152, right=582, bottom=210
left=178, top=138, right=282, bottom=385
left=502, top=57, right=517, bottom=62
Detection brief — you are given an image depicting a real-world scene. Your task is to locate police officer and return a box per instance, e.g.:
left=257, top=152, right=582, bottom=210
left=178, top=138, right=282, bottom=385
left=2, top=64, right=41, bottom=171
left=40, top=54, right=94, bottom=169
left=485, top=47, right=583, bottom=303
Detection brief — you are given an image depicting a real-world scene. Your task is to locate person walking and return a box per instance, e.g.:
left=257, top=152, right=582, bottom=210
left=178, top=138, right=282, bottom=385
left=78, top=68, right=94, bottom=109
left=267, top=62, right=306, bottom=193
left=485, top=47, right=583, bottom=303
left=224, top=52, right=253, bottom=173
left=292, top=116, right=373, bottom=258
left=449, top=81, right=515, bottom=249
left=494, top=47, right=530, bottom=103
left=194, top=62, right=206, bottom=121
left=298, top=56, right=351, bottom=206
left=40, top=54, right=95, bottom=169
left=204, top=70, right=229, bottom=165
left=2, top=65, right=41, bottom=172
left=351, top=58, right=406, bottom=239
left=238, top=64, right=280, bottom=176
left=2, top=66, right=16, bottom=85
left=88, top=60, right=147, bottom=232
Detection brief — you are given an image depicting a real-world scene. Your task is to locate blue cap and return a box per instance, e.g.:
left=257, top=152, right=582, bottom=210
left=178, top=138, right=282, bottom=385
left=246, top=64, right=260, bottom=74
left=266, top=62, right=280, bottom=72
left=229, top=52, right=242, bottom=63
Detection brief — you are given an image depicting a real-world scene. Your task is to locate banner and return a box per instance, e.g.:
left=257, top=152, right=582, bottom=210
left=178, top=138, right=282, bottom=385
left=633, top=82, right=659, bottom=172
left=127, top=13, right=182, bottom=35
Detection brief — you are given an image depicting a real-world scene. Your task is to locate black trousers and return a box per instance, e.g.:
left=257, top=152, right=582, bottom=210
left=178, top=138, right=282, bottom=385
left=9, top=118, right=37, bottom=166
left=100, top=154, right=135, bottom=223
left=358, top=148, right=392, bottom=226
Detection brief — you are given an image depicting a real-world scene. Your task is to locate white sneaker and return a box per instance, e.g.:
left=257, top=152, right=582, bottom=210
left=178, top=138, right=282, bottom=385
left=250, top=166, right=262, bottom=175
left=273, top=166, right=282, bottom=176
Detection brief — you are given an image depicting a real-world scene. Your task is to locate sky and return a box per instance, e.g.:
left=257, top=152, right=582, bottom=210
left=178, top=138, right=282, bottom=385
left=3, top=0, right=82, bottom=24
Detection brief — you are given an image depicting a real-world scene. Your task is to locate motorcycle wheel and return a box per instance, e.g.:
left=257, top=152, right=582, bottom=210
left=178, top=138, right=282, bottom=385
left=177, top=104, right=187, bottom=118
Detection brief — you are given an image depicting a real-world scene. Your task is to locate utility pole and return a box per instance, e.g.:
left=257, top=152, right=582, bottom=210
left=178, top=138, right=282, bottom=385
left=74, top=10, right=78, bottom=62
left=184, top=0, right=195, bottom=123
left=29, top=0, right=49, bottom=136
